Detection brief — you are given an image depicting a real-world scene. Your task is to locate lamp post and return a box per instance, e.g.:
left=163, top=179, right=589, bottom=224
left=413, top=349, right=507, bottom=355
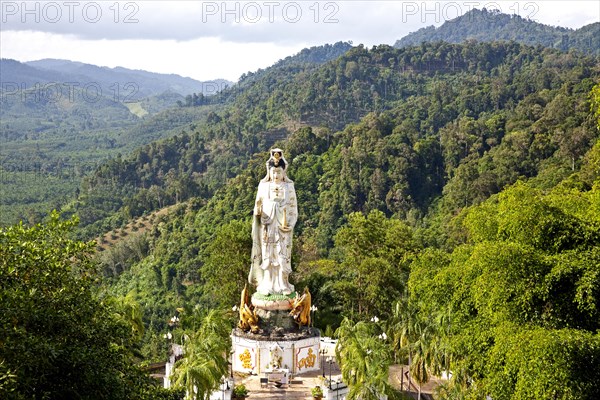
left=327, top=356, right=333, bottom=389
left=231, top=304, right=238, bottom=386
left=310, top=305, right=318, bottom=328
left=400, top=366, right=404, bottom=392
left=320, top=348, right=327, bottom=378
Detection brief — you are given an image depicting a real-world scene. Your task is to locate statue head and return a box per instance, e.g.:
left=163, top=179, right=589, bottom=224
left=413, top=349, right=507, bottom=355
left=268, top=148, right=287, bottom=169
left=263, top=148, right=290, bottom=182
left=269, top=166, right=284, bottom=183
left=272, top=150, right=283, bottom=166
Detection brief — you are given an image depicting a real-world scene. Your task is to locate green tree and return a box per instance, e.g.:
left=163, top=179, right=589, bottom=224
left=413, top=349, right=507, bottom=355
left=409, top=182, right=600, bottom=398
left=329, top=210, right=416, bottom=318
left=591, top=83, right=600, bottom=128
left=0, top=212, right=155, bottom=399
left=386, top=299, right=449, bottom=400
left=483, top=323, right=600, bottom=400
left=201, top=220, right=252, bottom=309
left=113, top=290, right=146, bottom=342
left=335, top=318, right=393, bottom=400
left=171, top=309, right=230, bottom=400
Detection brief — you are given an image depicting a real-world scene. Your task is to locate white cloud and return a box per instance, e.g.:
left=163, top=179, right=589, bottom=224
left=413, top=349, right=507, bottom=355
left=532, top=0, right=600, bottom=28
left=1, top=1, right=598, bottom=81
left=2, top=1, right=597, bottom=42
left=0, top=30, right=308, bottom=81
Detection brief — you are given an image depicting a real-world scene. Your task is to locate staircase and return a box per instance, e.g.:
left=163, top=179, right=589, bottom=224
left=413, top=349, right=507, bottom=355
left=244, top=376, right=316, bottom=399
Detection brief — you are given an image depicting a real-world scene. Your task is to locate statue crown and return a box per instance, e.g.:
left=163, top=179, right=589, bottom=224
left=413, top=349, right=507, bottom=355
left=267, top=148, right=287, bottom=170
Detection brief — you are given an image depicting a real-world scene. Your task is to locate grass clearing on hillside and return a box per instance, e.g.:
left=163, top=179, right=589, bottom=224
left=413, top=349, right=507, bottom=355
left=125, top=102, right=149, bottom=117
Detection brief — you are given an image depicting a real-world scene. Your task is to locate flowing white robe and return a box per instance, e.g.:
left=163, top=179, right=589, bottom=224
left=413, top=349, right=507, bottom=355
left=249, top=178, right=297, bottom=295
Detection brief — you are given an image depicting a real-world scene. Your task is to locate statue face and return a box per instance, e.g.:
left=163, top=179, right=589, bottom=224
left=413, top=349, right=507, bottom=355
left=270, top=167, right=283, bottom=183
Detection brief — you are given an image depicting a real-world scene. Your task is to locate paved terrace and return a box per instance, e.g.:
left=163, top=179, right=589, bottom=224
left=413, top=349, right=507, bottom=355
left=234, top=363, right=341, bottom=400
left=232, top=363, right=444, bottom=400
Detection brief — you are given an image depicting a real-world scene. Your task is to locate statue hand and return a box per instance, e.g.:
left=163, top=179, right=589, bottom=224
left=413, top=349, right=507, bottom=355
left=255, top=198, right=262, bottom=216
left=279, top=225, right=291, bottom=233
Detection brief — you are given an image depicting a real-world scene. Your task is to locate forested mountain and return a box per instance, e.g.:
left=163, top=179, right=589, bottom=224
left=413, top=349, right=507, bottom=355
left=1, top=58, right=84, bottom=87
left=81, top=40, right=600, bottom=398
left=0, top=82, right=220, bottom=226
left=0, top=57, right=231, bottom=226
left=8, top=58, right=231, bottom=98
left=0, top=44, right=351, bottom=227
left=224, top=41, right=352, bottom=92
left=74, top=41, right=598, bottom=240
left=395, top=8, right=600, bottom=56
left=3, top=32, right=600, bottom=398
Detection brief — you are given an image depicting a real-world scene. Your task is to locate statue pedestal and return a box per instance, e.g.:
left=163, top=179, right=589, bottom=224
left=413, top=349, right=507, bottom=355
left=255, top=309, right=295, bottom=330
left=251, top=292, right=296, bottom=310
left=231, top=329, right=320, bottom=375
left=250, top=292, right=297, bottom=331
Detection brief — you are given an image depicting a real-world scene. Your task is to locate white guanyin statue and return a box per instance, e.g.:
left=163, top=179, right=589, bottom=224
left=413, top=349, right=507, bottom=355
left=248, top=149, right=297, bottom=296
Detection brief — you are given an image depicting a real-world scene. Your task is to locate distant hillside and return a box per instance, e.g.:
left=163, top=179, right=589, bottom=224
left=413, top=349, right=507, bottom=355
left=394, top=8, right=600, bottom=55
left=23, top=59, right=232, bottom=98
left=0, top=42, right=350, bottom=227
left=71, top=41, right=599, bottom=243
left=0, top=58, right=228, bottom=226
left=1, top=58, right=87, bottom=87
left=230, top=41, right=353, bottom=90
left=270, top=41, right=354, bottom=68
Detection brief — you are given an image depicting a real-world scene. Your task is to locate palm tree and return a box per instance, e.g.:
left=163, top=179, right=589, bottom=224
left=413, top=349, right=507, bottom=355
left=431, top=307, right=453, bottom=378
left=116, top=291, right=145, bottom=341
left=409, top=320, right=435, bottom=400
left=171, top=309, right=230, bottom=400
left=335, top=318, right=393, bottom=400
left=104, top=291, right=145, bottom=360
left=386, top=298, right=419, bottom=392
left=386, top=299, right=451, bottom=400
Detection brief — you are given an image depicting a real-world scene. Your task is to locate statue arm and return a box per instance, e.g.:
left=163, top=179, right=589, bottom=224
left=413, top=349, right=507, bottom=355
left=287, top=184, right=298, bottom=228
left=249, top=215, right=262, bottom=285
left=254, top=188, right=263, bottom=216
left=249, top=185, right=266, bottom=285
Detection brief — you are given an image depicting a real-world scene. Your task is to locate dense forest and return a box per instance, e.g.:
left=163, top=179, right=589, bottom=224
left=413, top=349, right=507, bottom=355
left=73, top=40, right=598, bottom=241
left=80, top=41, right=600, bottom=398
left=395, top=8, right=600, bottom=56
left=0, top=92, right=220, bottom=226
left=2, top=15, right=600, bottom=399
left=0, top=57, right=229, bottom=227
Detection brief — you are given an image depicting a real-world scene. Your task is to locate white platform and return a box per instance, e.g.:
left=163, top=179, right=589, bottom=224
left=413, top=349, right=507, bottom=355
left=231, top=333, right=320, bottom=375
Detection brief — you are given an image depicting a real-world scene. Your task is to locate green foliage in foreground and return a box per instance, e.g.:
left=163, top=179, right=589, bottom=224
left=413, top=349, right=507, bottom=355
left=409, top=182, right=600, bottom=399
left=170, top=309, right=231, bottom=400
left=0, top=213, right=177, bottom=399
left=335, top=318, right=394, bottom=400
left=7, top=47, right=594, bottom=398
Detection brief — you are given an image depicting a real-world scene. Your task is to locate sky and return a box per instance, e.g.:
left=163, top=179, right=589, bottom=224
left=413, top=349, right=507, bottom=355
left=1, top=1, right=599, bottom=82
